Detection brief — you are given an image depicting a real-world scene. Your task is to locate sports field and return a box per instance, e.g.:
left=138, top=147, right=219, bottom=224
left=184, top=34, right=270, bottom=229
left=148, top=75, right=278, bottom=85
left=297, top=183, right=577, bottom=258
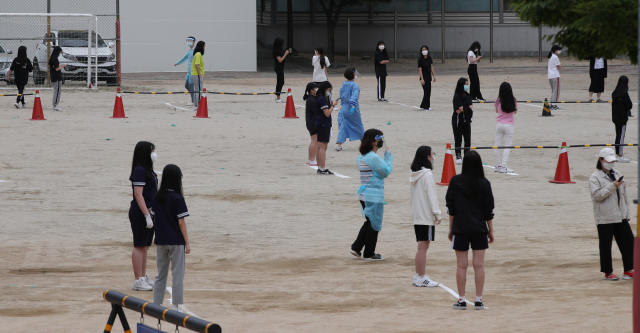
left=0, top=56, right=638, bottom=332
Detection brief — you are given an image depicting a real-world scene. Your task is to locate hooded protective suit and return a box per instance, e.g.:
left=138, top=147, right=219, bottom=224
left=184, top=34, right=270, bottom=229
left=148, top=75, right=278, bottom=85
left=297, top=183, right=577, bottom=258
left=337, top=81, right=365, bottom=143
left=356, top=149, right=393, bottom=231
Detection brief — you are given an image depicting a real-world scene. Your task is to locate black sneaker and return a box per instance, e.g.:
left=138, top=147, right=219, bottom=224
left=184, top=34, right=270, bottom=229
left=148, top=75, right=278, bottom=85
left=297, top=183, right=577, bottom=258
left=349, top=249, right=361, bottom=258
left=453, top=301, right=467, bottom=310
left=317, top=169, right=334, bottom=175
left=363, top=253, right=384, bottom=261
left=474, top=301, right=485, bottom=310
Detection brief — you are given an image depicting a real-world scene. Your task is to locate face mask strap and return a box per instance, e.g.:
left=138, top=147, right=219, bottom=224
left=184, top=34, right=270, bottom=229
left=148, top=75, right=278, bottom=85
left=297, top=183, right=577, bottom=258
left=375, top=135, right=384, bottom=140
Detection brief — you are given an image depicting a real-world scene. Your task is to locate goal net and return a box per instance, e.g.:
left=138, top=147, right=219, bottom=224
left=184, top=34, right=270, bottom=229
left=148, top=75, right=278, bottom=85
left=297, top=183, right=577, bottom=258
left=0, top=13, right=116, bottom=88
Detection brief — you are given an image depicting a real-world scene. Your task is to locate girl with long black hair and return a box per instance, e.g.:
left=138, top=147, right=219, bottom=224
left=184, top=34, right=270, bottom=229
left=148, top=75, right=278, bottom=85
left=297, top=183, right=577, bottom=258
left=588, top=56, right=607, bottom=102
left=418, top=45, right=436, bottom=110
left=466, top=41, right=484, bottom=102
left=303, top=82, right=319, bottom=166
left=374, top=41, right=390, bottom=102
left=190, top=41, right=205, bottom=111
left=451, top=77, right=474, bottom=164
left=315, top=81, right=338, bottom=175
left=446, top=151, right=495, bottom=310
left=611, top=76, right=633, bottom=162
left=48, top=46, right=66, bottom=111
left=7, top=45, right=32, bottom=108
left=547, top=45, right=563, bottom=110
left=312, top=47, right=330, bottom=83
left=273, top=37, right=291, bottom=103
left=493, top=82, right=518, bottom=173
left=151, top=164, right=191, bottom=311
left=129, top=141, right=158, bottom=291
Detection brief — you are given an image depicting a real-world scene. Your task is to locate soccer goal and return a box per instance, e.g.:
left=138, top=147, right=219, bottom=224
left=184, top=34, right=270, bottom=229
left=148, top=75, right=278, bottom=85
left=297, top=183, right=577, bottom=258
left=0, top=13, right=116, bottom=88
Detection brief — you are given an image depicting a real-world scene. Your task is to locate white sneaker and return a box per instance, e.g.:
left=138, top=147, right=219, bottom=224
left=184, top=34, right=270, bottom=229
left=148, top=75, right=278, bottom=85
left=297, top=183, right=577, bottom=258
left=307, top=160, right=317, bottom=166
left=426, top=107, right=433, bottom=111
left=14, top=102, right=20, bottom=109
left=413, top=274, right=439, bottom=287
left=170, top=304, right=184, bottom=313
left=455, top=158, right=462, bottom=165
left=145, top=275, right=154, bottom=287
left=52, top=106, right=61, bottom=111
left=618, top=156, right=631, bottom=163
left=275, top=98, right=284, bottom=103
left=335, top=146, right=343, bottom=151
left=132, top=277, right=153, bottom=291
left=496, top=165, right=514, bottom=173
left=186, top=102, right=194, bottom=106
left=193, top=107, right=198, bottom=111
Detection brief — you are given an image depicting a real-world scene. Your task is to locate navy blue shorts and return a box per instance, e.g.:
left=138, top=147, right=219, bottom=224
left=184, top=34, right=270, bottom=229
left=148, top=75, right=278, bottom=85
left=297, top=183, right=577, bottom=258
left=451, top=233, right=488, bottom=251
left=414, top=225, right=435, bottom=242
left=317, top=125, right=331, bottom=143
left=129, top=209, right=154, bottom=247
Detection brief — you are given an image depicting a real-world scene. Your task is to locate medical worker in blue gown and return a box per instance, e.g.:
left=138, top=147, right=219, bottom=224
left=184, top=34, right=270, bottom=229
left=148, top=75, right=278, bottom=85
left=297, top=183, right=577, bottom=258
left=174, top=36, right=196, bottom=105
left=335, top=67, right=365, bottom=151
left=349, top=129, right=393, bottom=261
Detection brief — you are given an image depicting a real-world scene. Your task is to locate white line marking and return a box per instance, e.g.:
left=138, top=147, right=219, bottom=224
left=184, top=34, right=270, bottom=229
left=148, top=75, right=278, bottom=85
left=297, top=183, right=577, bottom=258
left=0, top=180, right=9, bottom=182
left=164, top=103, right=193, bottom=111
left=295, top=104, right=305, bottom=108
left=631, top=161, right=638, bottom=164
left=483, top=165, right=519, bottom=175
left=386, top=100, right=422, bottom=109
left=166, top=287, right=199, bottom=317
left=307, top=165, right=351, bottom=178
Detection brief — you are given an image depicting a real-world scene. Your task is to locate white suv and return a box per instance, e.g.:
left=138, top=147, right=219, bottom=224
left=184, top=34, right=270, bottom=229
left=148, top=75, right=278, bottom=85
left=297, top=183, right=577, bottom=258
left=33, top=30, right=117, bottom=85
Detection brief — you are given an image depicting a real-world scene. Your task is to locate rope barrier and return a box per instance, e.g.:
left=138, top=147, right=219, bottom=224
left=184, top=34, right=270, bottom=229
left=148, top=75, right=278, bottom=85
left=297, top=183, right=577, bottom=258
left=0, top=93, right=34, bottom=97
left=456, top=143, right=638, bottom=150
left=121, top=91, right=283, bottom=95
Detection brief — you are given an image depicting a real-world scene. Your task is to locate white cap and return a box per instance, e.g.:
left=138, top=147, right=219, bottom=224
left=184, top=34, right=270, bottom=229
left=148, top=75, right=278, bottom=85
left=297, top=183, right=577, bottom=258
left=598, top=148, right=618, bottom=162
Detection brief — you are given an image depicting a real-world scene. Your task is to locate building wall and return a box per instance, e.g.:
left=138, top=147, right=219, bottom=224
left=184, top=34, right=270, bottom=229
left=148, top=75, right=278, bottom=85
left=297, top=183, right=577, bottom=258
left=121, top=0, right=256, bottom=72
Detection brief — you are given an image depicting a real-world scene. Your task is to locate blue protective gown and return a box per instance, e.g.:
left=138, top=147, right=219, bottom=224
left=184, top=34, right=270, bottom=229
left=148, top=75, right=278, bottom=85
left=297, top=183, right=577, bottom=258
left=176, top=50, right=194, bottom=84
left=337, top=81, right=365, bottom=144
left=356, top=150, right=393, bottom=231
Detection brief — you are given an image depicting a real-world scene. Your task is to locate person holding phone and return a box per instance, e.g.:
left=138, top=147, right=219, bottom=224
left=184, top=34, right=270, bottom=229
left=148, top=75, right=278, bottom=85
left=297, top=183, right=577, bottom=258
left=273, top=38, right=291, bottom=103
left=315, top=81, right=338, bottom=175
left=48, top=46, right=66, bottom=111
left=589, top=148, right=634, bottom=281
left=466, top=41, right=484, bottom=102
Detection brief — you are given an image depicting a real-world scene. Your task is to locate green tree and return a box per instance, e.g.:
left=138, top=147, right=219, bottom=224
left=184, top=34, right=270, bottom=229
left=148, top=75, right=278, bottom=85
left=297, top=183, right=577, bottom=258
left=510, top=0, right=638, bottom=64
left=318, top=0, right=391, bottom=63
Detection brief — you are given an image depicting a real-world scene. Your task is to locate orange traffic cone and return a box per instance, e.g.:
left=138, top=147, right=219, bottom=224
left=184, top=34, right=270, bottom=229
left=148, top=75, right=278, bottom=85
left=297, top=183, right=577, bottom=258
left=549, top=142, right=575, bottom=184
left=194, top=88, right=210, bottom=119
left=111, top=88, right=127, bottom=118
left=30, top=90, right=45, bottom=121
left=437, top=143, right=457, bottom=186
left=282, top=88, right=298, bottom=119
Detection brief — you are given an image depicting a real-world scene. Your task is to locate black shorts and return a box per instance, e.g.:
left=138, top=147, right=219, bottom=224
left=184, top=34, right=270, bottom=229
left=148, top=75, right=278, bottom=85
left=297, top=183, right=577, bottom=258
left=308, top=128, right=317, bottom=136
left=129, top=209, right=154, bottom=247
left=414, top=225, right=435, bottom=242
left=317, top=125, right=331, bottom=143
left=451, top=233, right=488, bottom=251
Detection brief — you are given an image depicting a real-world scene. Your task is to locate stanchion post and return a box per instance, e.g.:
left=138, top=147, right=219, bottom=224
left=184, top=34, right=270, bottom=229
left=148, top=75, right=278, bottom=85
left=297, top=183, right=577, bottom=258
left=441, top=0, right=445, bottom=63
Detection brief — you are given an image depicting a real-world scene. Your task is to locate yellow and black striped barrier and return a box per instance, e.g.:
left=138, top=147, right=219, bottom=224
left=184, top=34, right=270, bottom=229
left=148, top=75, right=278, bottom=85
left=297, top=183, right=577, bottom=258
left=122, top=90, right=283, bottom=95
left=0, top=93, right=34, bottom=97
left=459, top=143, right=637, bottom=150
left=474, top=100, right=613, bottom=104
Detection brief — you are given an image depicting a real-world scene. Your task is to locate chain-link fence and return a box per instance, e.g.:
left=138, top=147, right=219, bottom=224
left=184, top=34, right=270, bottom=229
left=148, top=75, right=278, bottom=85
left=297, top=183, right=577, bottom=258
left=0, top=0, right=118, bottom=87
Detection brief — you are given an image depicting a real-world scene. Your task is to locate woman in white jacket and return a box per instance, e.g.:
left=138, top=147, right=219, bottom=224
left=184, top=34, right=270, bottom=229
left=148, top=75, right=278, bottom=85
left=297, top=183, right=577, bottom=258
left=410, top=146, right=441, bottom=287
left=589, top=148, right=634, bottom=281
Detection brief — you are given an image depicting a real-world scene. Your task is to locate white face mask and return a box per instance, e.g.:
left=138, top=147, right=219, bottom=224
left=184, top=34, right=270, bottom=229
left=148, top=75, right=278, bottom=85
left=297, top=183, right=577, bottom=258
left=557, top=50, right=561, bottom=55
left=474, top=49, right=478, bottom=52
left=602, top=161, right=614, bottom=170
left=325, top=91, right=331, bottom=97
left=379, top=45, right=385, bottom=50
left=151, top=152, right=157, bottom=162
left=422, top=50, right=428, bottom=55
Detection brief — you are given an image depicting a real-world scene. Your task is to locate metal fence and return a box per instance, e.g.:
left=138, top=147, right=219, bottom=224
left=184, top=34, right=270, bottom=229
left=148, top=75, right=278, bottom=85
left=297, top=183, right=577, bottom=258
left=0, top=0, right=119, bottom=87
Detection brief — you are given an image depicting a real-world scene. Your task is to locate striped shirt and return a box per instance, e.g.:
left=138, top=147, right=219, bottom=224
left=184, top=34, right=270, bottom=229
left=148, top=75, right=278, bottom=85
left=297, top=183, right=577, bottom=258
left=358, top=160, right=373, bottom=200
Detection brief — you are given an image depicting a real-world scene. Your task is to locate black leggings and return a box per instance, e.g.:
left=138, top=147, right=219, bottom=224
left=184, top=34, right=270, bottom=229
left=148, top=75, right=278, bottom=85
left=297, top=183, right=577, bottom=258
left=420, top=81, right=431, bottom=109
left=377, top=76, right=386, bottom=100
left=16, top=83, right=25, bottom=104
left=351, top=200, right=379, bottom=258
left=614, top=123, right=626, bottom=156
left=275, top=69, right=284, bottom=97
left=467, top=64, right=483, bottom=100
left=452, top=122, right=471, bottom=158
left=597, top=220, right=634, bottom=273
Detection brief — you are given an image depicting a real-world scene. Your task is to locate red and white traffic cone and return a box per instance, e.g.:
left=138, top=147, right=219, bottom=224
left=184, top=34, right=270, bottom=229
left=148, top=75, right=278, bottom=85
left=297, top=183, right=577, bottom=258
left=30, top=90, right=45, bottom=121
left=282, top=88, right=298, bottom=119
left=194, top=88, right=210, bottom=119
left=549, top=142, right=575, bottom=184
left=437, top=143, right=457, bottom=186
left=110, top=88, right=127, bottom=118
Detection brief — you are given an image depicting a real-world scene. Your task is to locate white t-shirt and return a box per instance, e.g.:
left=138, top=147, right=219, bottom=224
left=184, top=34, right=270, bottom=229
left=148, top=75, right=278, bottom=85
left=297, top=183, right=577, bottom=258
left=594, top=58, right=605, bottom=69
left=312, top=55, right=330, bottom=82
left=548, top=54, right=561, bottom=79
left=467, top=51, right=476, bottom=64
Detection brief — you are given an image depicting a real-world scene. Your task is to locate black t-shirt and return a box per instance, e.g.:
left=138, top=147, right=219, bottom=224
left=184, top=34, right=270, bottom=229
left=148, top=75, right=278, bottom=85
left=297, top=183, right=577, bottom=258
left=151, top=191, right=189, bottom=246
left=418, top=56, right=433, bottom=81
left=305, top=95, right=316, bottom=132
left=452, top=93, right=473, bottom=126
left=315, top=95, right=332, bottom=127
left=9, top=58, right=33, bottom=85
left=445, top=175, right=494, bottom=235
left=273, top=49, right=284, bottom=72
left=374, top=51, right=388, bottom=77
left=49, top=58, right=61, bottom=82
left=130, top=166, right=158, bottom=211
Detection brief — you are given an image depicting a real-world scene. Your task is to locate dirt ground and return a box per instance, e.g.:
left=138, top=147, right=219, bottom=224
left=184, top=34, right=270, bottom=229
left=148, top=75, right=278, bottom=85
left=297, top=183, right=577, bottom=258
left=1, top=57, right=639, bottom=332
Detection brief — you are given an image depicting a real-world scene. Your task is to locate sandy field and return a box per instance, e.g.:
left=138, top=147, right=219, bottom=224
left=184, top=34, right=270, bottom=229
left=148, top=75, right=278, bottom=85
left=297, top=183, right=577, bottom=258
left=1, top=57, right=639, bottom=332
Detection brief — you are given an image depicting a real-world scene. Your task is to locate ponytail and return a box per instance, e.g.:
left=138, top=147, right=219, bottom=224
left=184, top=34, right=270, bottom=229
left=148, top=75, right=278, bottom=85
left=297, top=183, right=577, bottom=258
left=316, top=47, right=326, bottom=69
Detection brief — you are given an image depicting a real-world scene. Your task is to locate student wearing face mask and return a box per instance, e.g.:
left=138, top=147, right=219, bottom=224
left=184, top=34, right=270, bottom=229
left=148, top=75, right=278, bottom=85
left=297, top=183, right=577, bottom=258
left=303, top=82, right=319, bottom=166
left=466, top=41, right=484, bottom=102
left=335, top=67, right=364, bottom=152
left=547, top=45, right=563, bottom=110
left=174, top=37, right=196, bottom=106
left=273, top=38, right=291, bottom=103
left=451, top=78, right=474, bottom=164
left=587, top=56, right=607, bottom=102
left=312, top=47, right=330, bottom=84
left=611, top=76, right=633, bottom=162
left=350, top=129, right=393, bottom=261
left=418, top=45, right=436, bottom=110
left=129, top=141, right=158, bottom=291
left=589, top=148, right=634, bottom=281
left=374, top=41, right=390, bottom=102
left=191, top=41, right=205, bottom=111
left=315, top=81, right=339, bottom=175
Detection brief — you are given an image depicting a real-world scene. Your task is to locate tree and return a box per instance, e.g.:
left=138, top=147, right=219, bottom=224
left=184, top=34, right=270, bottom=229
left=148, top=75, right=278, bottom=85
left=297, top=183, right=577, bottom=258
left=510, top=0, right=638, bottom=64
left=317, top=0, right=391, bottom=63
